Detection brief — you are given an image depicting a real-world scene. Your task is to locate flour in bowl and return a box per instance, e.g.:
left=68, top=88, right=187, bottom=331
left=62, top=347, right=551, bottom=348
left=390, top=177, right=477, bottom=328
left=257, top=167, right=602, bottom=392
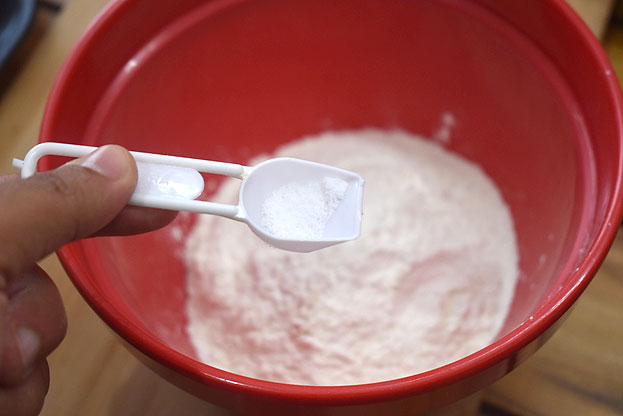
left=184, top=129, right=518, bottom=385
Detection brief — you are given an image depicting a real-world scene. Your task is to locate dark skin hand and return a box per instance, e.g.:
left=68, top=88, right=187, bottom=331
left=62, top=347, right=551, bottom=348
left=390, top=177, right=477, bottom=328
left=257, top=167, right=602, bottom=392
left=0, top=145, right=177, bottom=415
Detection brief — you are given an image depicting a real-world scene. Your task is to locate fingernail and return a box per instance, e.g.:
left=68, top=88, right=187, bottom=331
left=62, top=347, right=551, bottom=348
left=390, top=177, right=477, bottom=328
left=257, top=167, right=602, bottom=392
left=78, top=145, right=129, bottom=180
left=16, top=327, right=40, bottom=368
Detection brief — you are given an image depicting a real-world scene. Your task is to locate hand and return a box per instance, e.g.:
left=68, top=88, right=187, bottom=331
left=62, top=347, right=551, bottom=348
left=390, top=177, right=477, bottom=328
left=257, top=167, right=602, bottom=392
left=0, top=145, right=177, bottom=415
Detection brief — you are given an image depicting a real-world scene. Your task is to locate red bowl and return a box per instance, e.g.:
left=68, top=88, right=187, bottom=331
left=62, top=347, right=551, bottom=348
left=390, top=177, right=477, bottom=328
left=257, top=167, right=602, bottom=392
left=40, top=0, right=623, bottom=414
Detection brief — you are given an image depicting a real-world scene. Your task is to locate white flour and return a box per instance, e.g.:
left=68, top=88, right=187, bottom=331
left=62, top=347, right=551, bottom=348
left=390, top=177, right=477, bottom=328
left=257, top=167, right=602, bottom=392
left=184, top=129, right=518, bottom=385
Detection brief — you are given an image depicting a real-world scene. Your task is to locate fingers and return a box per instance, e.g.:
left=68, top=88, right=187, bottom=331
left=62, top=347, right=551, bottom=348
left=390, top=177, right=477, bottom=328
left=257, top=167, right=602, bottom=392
left=0, top=145, right=179, bottom=415
left=0, top=267, right=66, bottom=387
left=0, top=361, right=49, bottom=416
left=0, top=145, right=176, bottom=278
left=0, top=145, right=134, bottom=277
left=96, top=206, right=178, bottom=236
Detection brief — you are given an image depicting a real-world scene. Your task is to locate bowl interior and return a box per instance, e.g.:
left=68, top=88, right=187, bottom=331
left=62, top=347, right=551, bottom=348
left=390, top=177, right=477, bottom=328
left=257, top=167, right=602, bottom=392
left=46, top=0, right=612, bottom=379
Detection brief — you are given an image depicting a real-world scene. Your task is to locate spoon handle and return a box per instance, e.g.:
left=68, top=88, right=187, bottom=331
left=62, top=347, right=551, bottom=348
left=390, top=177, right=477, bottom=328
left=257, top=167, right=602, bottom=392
left=14, top=142, right=248, bottom=220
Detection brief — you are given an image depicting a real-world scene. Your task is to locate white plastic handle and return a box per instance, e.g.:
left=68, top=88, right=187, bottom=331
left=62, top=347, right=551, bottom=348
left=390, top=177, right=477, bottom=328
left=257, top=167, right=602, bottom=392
left=13, top=143, right=252, bottom=220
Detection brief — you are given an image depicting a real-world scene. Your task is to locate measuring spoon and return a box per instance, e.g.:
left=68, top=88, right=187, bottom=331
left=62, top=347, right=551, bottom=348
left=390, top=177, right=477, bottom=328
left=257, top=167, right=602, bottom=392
left=14, top=142, right=364, bottom=252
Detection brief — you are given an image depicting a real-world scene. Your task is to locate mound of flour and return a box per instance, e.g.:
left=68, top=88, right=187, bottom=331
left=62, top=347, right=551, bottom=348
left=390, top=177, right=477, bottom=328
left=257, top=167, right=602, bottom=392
left=184, top=129, right=518, bottom=385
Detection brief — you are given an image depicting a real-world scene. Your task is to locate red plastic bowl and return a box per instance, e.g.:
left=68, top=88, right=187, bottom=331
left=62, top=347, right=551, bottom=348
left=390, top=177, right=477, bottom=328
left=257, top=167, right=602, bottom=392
left=40, top=0, right=622, bottom=414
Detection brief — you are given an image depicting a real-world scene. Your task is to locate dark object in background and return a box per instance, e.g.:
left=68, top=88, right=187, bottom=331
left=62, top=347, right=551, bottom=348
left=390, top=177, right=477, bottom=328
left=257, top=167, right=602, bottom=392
left=0, top=0, right=36, bottom=70
left=614, top=0, right=623, bottom=24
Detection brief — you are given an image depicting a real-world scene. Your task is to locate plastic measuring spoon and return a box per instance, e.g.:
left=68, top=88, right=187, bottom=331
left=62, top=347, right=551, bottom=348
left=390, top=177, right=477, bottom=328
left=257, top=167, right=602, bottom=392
left=13, top=143, right=364, bottom=253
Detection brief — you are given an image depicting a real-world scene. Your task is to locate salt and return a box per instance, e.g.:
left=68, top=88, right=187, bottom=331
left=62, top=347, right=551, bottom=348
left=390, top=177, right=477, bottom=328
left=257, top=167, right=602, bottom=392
left=260, top=177, right=349, bottom=239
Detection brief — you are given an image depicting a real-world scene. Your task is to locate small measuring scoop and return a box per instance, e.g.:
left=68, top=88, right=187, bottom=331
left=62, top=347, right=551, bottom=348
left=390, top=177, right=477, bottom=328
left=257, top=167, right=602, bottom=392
left=14, top=143, right=364, bottom=253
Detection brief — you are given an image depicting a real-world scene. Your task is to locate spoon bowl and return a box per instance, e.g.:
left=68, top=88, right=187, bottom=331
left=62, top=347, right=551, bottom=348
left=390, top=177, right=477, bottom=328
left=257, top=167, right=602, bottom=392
left=241, top=157, right=365, bottom=252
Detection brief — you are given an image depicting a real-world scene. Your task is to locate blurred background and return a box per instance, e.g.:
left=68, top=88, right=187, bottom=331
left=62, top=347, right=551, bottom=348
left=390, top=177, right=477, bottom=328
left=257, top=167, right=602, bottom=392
left=0, top=1, right=621, bottom=415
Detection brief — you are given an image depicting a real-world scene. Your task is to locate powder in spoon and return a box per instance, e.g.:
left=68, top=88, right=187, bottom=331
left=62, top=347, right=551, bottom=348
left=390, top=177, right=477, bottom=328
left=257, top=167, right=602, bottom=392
left=184, top=128, right=519, bottom=385
left=260, top=177, right=349, bottom=239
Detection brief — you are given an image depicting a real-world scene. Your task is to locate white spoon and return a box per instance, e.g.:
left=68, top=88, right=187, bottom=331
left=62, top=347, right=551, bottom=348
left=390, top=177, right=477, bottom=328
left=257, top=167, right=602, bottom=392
left=14, top=142, right=364, bottom=253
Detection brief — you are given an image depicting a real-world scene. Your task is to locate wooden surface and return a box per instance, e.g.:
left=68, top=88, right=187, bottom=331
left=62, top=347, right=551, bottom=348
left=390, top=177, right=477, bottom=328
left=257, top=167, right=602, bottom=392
left=0, top=1, right=620, bottom=415
left=566, top=0, right=616, bottom=38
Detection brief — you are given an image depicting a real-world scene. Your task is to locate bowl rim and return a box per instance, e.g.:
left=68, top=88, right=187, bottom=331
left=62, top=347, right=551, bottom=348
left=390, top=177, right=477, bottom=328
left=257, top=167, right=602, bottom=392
left=43, top=0, right=623, bottom=406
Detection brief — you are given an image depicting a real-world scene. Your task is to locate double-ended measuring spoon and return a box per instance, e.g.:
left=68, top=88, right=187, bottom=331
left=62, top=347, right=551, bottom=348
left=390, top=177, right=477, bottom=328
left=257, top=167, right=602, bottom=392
left=13, top=143, right=364, bottom=253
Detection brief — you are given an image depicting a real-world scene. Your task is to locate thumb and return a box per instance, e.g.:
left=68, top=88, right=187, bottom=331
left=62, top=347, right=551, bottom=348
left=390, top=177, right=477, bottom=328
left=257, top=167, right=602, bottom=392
left=0, top=145, right=137, bottom=278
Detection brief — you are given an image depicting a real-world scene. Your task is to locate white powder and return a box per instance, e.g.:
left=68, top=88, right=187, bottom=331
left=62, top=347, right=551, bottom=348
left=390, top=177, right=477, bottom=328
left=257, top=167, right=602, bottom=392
left=261, top=177, right=349, bottom=239
left=432, top=112, right=456, bottom=144
left=184, top=129, right=518, bottom=385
